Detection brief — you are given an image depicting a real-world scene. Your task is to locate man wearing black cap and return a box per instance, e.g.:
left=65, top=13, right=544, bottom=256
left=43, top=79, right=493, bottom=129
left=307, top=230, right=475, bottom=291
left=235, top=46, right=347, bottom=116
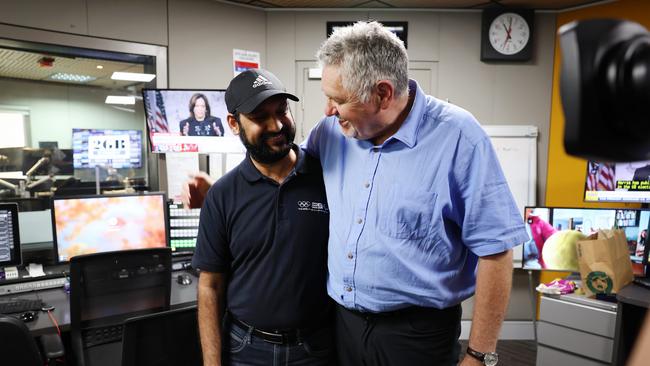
left=191, top=69, right=334, bottom=366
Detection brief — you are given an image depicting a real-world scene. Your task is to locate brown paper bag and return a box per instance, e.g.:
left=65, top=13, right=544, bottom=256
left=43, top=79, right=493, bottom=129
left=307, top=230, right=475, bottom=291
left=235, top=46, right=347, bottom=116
left=576, top=229, right=634, bottom=296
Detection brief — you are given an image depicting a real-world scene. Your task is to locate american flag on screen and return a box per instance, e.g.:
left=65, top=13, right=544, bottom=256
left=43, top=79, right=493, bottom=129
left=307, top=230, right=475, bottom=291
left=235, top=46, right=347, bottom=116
left=146, top=90, right=169, bottom=133
left=586, top=161, right=616, bottom=191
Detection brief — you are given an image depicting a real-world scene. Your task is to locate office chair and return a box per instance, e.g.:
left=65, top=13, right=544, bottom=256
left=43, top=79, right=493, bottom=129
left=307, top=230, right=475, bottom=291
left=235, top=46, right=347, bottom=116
left=69, top=248, right=172, bottom=366
left=0, top=314, right=64, bottom=366
left=122, top=305, right=201, bottom=366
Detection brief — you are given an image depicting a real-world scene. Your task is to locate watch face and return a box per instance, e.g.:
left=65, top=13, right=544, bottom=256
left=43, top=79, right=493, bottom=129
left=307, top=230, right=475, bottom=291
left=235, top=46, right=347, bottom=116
left=488, top=12, right=530, bottom=55
left=484, top=353, right=499, bottom=366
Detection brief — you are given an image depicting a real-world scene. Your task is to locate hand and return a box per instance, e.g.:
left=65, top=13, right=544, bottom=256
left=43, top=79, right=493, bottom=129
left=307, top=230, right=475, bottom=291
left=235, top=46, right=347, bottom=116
left=182, top=122, right=190, bottom=136
left=181, top=171, right=214, bottom=209
left=213, top=122, right=222, bottom=136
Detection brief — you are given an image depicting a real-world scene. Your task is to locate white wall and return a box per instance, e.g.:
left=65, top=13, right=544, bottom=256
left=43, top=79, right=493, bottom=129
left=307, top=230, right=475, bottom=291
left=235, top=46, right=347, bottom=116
left=168, top=0, right=266, bottom=89
left=0, top=0, right=168, bottom=45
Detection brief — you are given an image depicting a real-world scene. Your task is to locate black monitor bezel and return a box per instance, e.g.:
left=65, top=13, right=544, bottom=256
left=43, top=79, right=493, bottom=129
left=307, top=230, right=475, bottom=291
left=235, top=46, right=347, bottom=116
left=71, top=128, right=144, bottom=169
left=522, top=205, right=650, bottom=273
left=141, top=88, right=227, bottom=154
left=0, top=203, right=21, bottom=267
left=51, top=192, right=170, bottom=264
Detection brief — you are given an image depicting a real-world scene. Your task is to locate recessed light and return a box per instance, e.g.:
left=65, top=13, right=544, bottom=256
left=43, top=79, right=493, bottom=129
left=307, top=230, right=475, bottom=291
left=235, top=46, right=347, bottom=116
left=96, top=65, right=104, bottom=69
left=105, top=96, right=136, bottom=105
left=50, top=72, right=96, bottom=83
left=111, top=72, right=156, bottom=82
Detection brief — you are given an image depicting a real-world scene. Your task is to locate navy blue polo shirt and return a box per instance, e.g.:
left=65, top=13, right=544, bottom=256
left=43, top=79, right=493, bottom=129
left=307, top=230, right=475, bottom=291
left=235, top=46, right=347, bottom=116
left=192, top=147, right=331, bottom=329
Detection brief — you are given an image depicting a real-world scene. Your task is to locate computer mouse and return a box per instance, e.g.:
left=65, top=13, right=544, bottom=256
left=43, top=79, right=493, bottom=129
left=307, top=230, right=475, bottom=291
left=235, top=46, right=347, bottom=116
left=20, top=311, right=37, bottom=322
left=177, top=274, right=192, bottom=285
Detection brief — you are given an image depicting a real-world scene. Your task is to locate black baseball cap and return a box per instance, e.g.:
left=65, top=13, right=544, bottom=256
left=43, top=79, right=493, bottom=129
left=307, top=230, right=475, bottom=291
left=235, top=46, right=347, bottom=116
left=225, top=69, right=299, bottom=114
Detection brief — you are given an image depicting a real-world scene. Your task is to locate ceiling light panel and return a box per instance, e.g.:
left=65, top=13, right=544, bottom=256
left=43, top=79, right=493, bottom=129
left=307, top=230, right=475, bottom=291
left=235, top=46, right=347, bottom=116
left=111, top=72, right=156, bottom=82
left=49, top=72, right=97, bottom=83
left=105, top=96, right=136, bottom=105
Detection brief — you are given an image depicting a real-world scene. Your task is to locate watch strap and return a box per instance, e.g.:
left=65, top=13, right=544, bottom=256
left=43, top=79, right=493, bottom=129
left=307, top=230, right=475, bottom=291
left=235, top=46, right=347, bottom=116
left=466, top=346, right=486, bottom=362
left=466, top=346, right=498, bottom=365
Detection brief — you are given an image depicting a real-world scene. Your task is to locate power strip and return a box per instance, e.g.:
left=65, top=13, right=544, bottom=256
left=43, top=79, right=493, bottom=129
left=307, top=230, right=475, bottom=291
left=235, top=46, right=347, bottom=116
left=0, top=277, right=66, bottom=295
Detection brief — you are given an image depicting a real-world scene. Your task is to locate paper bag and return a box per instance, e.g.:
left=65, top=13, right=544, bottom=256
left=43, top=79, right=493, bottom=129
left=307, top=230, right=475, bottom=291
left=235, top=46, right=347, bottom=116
left=576, top=229, right=634, bottom=296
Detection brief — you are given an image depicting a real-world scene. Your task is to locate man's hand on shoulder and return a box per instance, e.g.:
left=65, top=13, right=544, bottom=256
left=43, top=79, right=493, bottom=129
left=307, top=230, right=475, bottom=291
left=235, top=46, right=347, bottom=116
left=181, top=171, right=215, bottom=209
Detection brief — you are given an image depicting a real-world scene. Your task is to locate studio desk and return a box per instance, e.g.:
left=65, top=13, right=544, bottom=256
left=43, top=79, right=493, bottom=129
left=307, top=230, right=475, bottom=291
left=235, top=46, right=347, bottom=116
left=0, top=267, right=198, bottom=337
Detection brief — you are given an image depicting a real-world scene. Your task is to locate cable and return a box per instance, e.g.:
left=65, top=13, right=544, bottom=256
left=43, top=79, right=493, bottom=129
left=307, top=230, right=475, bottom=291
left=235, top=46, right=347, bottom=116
left=46, top=309, right=61, bottom=337
left=35, top=290, right=61, bottom=336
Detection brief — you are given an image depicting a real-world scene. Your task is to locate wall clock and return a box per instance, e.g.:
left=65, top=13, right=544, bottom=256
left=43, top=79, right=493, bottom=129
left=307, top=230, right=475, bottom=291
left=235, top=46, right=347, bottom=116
left=481, top=9, right=534, bottom=62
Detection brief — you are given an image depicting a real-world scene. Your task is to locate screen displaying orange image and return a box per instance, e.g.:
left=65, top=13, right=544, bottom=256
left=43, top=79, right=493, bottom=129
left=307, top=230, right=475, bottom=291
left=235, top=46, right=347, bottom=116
left=53, top=194, right=167, bottom=262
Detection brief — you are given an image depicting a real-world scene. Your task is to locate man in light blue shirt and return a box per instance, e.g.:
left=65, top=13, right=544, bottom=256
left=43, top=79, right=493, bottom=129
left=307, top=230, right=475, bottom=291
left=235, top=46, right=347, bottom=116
left=304, top=21, right=529, bottom=366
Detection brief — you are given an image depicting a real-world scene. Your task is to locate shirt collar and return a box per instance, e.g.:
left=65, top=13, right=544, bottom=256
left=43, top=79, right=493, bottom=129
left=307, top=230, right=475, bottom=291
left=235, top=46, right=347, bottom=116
left=384, top=79, right=426, bottom=149
left=239, top=144, right=307, bottom=183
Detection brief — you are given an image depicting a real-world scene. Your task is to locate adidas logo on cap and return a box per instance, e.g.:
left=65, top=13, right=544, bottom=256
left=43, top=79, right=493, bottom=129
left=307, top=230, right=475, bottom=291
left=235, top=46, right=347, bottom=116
left=252, top=75, right=272, bottom=88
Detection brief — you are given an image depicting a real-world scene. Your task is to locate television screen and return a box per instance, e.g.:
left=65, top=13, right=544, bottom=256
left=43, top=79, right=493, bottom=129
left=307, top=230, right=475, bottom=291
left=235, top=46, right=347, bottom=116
left=72, top=129, right=142, bottom=169
left=584, top=160, right=650, bottom=202
left=52, top=193, right=168, bottom=262
left=522, top=206, right=648, bottom=275
left=142, top=89, right=244, bottom=153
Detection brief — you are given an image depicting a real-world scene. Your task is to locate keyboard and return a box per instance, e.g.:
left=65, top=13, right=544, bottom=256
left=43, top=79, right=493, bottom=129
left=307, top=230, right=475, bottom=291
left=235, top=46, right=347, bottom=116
left=0, top=298, right=44, bottom=314
left=0, top=277, right=67, bottom=295
left=83, top=324, right=124, bottom=347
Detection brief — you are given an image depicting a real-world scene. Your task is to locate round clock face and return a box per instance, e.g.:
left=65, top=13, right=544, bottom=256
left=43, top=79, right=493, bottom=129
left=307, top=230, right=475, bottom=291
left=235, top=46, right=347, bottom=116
left=488, top=12, right=530, bottom=55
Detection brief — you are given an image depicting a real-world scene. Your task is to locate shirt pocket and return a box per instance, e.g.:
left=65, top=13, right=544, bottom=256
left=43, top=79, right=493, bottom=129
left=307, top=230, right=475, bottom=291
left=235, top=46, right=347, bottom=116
left=379, top=186, right=437, bottom=240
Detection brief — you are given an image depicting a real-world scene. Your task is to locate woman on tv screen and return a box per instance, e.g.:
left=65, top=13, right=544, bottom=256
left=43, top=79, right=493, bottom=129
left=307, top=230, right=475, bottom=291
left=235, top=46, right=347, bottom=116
left=179, top=93, right=224, bottom=137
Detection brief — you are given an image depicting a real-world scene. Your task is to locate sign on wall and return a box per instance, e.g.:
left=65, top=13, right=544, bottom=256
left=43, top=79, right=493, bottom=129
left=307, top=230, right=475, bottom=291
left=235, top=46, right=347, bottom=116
left=233, top=49, right=260, bottom=77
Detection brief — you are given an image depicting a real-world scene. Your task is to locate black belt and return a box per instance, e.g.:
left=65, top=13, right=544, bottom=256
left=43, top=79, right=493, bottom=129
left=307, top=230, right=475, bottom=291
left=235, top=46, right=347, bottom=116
left=229, top=316, right=313, bottom=345
left=340, top=303, right=461, bottom=321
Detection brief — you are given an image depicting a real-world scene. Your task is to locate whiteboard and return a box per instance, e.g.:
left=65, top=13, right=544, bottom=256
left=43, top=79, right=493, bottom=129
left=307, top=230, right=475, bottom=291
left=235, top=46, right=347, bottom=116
left=482, top=125, right=538, bottom=267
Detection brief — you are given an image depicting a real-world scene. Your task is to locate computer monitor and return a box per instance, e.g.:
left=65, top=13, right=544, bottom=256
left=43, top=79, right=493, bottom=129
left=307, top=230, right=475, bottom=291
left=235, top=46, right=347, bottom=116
left=72, top=128, right=143, bottom=169
left=52, top=193, right=169, bottom=263
left=0, top=203, right=20, bottom=267
left=142, top=89, right=244, bottom=153
left=584, top=160, right=650, bottom=202
left=522, top=206, right=649, bottom=276
left=167, top=201, right=199, bottom=255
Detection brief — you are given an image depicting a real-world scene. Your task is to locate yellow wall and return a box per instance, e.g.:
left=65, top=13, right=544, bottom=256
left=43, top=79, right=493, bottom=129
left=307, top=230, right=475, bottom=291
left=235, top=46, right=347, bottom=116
left=542, top=0, right=650, bottom=288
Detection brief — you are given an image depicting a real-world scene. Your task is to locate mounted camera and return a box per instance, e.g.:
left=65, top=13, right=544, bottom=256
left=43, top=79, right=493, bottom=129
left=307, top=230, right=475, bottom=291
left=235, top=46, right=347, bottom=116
left=559, top=19, right=650, bottom=162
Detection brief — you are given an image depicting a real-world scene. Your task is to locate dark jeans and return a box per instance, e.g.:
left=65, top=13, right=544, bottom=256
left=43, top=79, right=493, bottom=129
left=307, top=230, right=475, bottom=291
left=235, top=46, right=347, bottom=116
left=222, top=319, right=337, bottom=366
left=335, top=303, right=462, bottom=366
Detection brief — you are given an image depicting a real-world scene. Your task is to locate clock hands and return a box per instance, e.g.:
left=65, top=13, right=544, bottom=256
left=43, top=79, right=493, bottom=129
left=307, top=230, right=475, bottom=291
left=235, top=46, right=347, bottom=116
left=502, top=20, right=513, bottom=50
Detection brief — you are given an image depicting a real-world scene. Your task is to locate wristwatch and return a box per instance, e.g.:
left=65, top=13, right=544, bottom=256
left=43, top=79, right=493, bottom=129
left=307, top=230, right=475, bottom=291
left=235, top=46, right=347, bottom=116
left=466, top=346, right=499, bottom=366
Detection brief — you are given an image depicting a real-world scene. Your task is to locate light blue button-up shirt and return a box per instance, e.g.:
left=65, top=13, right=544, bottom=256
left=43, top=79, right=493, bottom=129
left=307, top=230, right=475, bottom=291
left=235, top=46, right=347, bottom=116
left=304, top=80, right=529, bottom=312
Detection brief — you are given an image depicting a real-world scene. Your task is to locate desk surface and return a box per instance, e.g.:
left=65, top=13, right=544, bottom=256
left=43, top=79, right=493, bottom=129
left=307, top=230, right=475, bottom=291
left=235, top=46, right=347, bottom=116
left=0, top=270, right=198, bottom=337
left=617, top=283, right=650, bottom=308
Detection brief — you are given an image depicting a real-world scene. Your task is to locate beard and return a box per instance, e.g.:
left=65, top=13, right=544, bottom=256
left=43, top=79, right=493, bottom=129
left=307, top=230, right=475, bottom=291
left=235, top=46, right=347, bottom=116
left=238, top=121, right=296, bottom=164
